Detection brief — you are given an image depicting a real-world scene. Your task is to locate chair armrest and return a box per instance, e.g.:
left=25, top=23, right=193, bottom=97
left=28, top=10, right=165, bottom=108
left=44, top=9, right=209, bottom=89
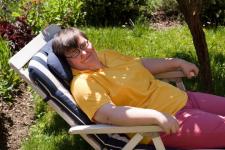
left=155, top=70, right=186, bottom=91
left=155, top=70, right=186, bottom=79
left=69, top=124, right=162, bottom=134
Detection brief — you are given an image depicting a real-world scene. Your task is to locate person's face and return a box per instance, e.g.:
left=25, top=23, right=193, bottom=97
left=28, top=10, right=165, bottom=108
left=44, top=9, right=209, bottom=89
left=64, top=35, right=102, bottom=71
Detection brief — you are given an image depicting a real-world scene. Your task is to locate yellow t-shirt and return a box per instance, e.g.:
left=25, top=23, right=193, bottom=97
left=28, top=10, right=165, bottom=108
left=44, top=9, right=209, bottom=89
left=71, top=50, right=187, bottom=143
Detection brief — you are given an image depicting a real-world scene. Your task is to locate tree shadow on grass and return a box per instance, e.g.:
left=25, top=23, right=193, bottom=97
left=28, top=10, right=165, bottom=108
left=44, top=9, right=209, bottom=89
left=171, top=51, right=200, bottom=91
left=56, top=135, right=93, bottom=150
left=171, top=51, right=225, bottom=96
left=43, top=113, right=70, bottom=135
left=210, top=52, right=225, bottom=96
left=42, top=113, right=93, bottom=150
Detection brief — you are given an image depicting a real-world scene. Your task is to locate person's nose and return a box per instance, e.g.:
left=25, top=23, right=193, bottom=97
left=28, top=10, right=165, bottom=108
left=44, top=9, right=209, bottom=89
left=80, top=41, right=93, bottom=56
left=81, top=50, right=88, bottom=55
left=87, top=42, right=92, bottom=50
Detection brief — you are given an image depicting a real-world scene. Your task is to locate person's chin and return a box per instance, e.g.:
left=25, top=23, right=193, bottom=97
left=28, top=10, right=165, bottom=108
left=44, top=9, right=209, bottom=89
left=92, top=65, right=102, bottom=71
left=83, top=66, right=95, bottom=71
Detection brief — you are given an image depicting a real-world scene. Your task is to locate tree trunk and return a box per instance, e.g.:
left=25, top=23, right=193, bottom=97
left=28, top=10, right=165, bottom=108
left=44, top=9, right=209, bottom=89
left=176, top=0, right=213, bottom=93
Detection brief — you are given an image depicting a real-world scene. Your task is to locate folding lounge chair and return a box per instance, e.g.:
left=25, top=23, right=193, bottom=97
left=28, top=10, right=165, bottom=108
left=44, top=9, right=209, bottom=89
left=9, top=24, right=186, bottom=150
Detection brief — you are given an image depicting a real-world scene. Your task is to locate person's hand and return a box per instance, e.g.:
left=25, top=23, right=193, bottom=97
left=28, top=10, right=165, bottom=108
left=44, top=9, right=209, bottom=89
left=179, top=59, right=199, bottom=79
left=155, top=112, right=179, bottom=134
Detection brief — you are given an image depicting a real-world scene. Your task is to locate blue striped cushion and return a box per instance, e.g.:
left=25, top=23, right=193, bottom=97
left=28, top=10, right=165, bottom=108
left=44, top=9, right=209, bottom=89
left=36, top=40, right=73, bottom=89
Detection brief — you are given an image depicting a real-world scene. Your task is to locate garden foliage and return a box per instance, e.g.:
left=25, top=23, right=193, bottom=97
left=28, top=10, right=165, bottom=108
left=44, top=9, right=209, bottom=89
left=202, top=0, right=225, bottom=26
left=0, top=0, right=21, bottom=22
left=0, top=18, right=34, bottom=53
left=20, top=0, right=85, bottom=33
left=0, top=38, right=20, bottom=101
left=81, top=0, right=149, bottom=26
left=1, top=0, right=224, bottom=28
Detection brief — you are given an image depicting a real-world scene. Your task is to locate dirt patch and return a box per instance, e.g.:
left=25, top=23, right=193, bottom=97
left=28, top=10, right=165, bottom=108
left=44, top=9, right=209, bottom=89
left=150, top=10, right=183, bottom=29
left=0, top=83, right=35, bottom=150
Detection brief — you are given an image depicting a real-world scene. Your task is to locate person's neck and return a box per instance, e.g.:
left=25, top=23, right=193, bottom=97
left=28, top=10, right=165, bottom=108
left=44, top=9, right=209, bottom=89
left=100, top=62, right=108, bottom=68
left=89, top=62, right=104, bottom=71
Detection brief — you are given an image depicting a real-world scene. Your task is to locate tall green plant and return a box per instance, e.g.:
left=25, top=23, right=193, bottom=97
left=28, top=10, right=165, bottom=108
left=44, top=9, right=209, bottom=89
left=0, top=0, right=20, bottom=22
left=20, top=0, right=84, bottom=33
left=0, top=38, right=20, bottom=101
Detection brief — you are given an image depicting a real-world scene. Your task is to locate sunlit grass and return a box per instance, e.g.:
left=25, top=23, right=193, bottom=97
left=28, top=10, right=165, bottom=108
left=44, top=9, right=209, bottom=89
left=84, top=25, right=195, bottom=58
left=22, top=114, right=92, bottom=150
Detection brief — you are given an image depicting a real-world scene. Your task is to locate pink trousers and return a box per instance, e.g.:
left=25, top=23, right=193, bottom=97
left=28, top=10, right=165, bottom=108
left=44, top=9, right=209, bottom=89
left=161, top=91, right=225, bottom=149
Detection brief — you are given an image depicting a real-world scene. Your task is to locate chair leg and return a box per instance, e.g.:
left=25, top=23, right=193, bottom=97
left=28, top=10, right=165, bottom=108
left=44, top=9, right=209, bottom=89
left=150, top=132, right=166, bottom=150
left=122, top=133, right=143, bottom=150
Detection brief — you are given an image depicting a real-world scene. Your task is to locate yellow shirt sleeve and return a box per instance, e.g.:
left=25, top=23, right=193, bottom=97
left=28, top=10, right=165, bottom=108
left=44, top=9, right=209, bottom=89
left=70, top=74, right=112, bottom=120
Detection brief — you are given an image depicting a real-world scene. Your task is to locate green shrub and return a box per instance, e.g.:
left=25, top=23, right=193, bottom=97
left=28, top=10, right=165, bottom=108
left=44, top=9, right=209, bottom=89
left=159, top=0, right=179, bottom=15
left=81, top=0, right=149, bottom=26
left=0, top=38, right=21, bottom=101
left=146, top=0, right=225, bottom=26
left=143, top=0, right=181, bottom=20
left=19, top=0, right=84, bottom=33
left=0, top=0, right=21, bottom=22
left=201, top=0, right=225, bottom=26
left=146, top=0, right=162, bottom=14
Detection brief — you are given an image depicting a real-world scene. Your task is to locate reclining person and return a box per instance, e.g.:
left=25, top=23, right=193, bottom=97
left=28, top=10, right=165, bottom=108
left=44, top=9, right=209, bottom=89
left=52, top=27, right=225, bottom=149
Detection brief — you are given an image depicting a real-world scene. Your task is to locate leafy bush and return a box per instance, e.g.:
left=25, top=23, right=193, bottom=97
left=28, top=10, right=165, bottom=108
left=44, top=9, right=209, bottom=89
left=201, top=0, right=225, bottom=26
left=146, top=0, right=225, bottom=27
left=146, top=0, right=181, bottom=23
left=146, top=0, right=162, bottom=14
left=159, top=0, right=179, bottom=16
left=0, top=0, right=21, bottom=22
left=19, top=0, right=84, bottom=33
left=81, top=0, right=149, bottom=26
left=0, top=18, right=34, bottom=53
left=0, top=38, right=21, bottom=101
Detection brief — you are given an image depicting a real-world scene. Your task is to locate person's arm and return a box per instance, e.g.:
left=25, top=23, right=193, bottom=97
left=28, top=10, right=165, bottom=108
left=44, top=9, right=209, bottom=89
left=93, top=103, right=179, bottom=134
left=141, top=58, right=199, bottom=78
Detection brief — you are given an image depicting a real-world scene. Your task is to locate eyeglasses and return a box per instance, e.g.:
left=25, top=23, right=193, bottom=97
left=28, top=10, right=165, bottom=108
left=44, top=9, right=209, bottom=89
left=65, top=40, right=89, bottom=58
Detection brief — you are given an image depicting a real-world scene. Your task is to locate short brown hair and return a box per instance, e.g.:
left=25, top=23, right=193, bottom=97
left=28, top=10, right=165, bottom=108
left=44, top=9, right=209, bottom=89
left=52, top=27, right=88, bottom=56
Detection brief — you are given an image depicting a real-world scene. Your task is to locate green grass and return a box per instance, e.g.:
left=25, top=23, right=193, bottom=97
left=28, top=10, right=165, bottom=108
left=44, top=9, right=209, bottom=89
left=22, top=25, right=225, bottom=149
left=206, top=27, right=225, bottom=95
left=84, top=25, right=194, bottom=58
left=22, top=112, right=92, bottom=150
